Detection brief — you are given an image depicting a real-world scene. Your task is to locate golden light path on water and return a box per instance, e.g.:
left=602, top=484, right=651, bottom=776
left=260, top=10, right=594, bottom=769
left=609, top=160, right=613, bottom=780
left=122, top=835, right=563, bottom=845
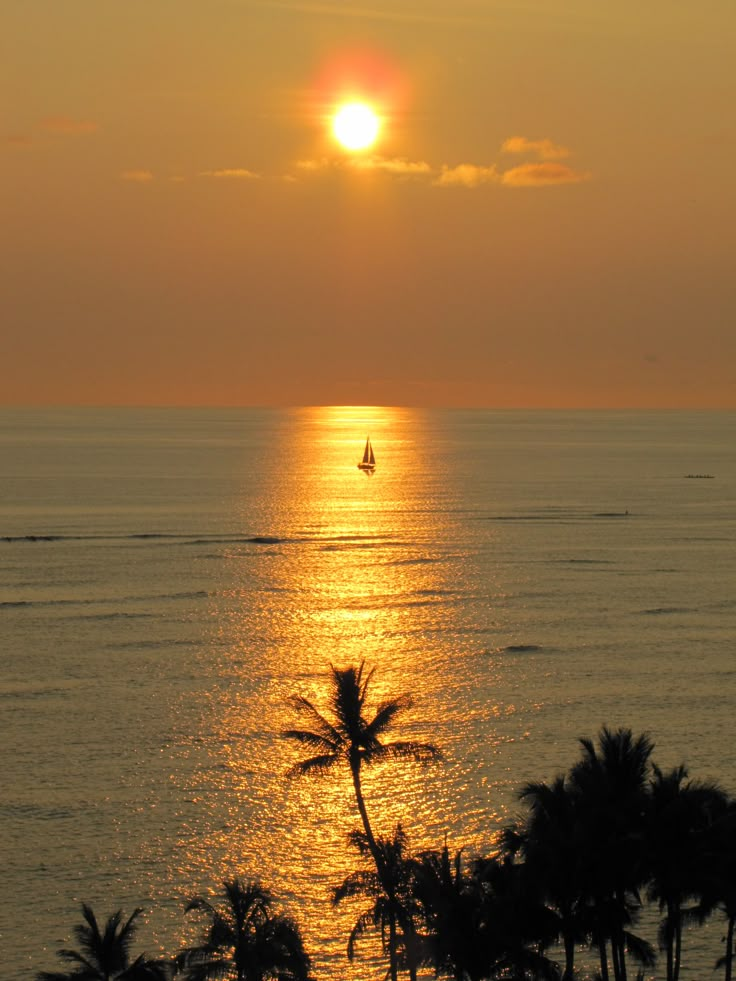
left=160, top=407, right=541, bottom=979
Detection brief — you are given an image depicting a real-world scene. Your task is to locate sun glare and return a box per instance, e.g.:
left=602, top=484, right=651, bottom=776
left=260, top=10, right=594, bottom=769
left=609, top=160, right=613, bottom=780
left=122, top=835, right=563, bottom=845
left=332, top=102, right=380, bottom=152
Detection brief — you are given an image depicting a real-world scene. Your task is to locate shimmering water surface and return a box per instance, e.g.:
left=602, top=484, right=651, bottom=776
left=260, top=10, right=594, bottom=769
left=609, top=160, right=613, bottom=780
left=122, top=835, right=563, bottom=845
left=1, top=408, right=734, bottom=979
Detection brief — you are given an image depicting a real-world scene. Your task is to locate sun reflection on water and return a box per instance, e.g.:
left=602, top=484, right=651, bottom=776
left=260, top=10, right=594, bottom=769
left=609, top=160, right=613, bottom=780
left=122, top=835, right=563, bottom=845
left=172, top=406, right=521, bottom=979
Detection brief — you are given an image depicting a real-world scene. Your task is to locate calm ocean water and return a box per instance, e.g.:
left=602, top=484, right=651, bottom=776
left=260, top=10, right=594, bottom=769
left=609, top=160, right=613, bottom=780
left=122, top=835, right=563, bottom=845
left=1, top=407, right=734, bottom=980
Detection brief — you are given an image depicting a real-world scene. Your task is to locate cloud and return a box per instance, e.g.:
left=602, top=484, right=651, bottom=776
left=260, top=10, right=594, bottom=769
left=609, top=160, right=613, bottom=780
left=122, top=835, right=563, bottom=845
left=198, top=168, right=260, bottom=179
left=294, top=157, right=330, bottom=171
left=41, top=115, right=98, bottom=135
left=501, top=136, right=569, bottom=160
left=120, top=169, right=154, bottom=183
left=349, top=156, right=433, bottom=176
left=253, top=0, right=479, bottom=25
left=294, top=156, right=431, bottom=177
left=434, top=164, right=499, bottom=188
left=6, top=134, right=33, bottom=146
left=500, top=162, right=591, bottom=187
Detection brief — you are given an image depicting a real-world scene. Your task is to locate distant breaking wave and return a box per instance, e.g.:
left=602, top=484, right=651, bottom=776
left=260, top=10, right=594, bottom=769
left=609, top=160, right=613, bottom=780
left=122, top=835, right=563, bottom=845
left=0, top=533, right=286, bottom=545
left=0, top=590, right=209, bottom=610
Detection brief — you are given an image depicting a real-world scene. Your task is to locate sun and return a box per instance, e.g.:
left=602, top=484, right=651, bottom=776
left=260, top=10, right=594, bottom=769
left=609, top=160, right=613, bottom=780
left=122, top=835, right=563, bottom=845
left=332, top=102, right=380, bottom=152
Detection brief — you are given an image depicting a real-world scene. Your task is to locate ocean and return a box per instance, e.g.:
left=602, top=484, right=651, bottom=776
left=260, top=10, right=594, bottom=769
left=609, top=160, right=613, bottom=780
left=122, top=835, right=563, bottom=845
left=1, top=407, right=734, bottom=980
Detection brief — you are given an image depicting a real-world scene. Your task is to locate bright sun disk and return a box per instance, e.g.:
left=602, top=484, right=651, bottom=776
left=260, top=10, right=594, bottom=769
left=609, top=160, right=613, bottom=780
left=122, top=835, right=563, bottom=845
left=332, top=102, right=380, bottom=151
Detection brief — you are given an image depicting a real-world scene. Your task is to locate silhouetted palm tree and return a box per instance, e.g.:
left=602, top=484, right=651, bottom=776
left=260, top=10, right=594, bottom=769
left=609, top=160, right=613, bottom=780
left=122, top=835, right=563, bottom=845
left=283, top=661, right=440, bottom=980
left=471, top=853, right=561, bottom=981
left=333, top=825, right=422, bottom=981
left=179, top=879, right=311, bottom=981
left=646, top=764, right=728, bottom=981
left=412, top=843, right=559, bottom=981
left=567, top=727, right=656, bottom=981
left=36, top=905, right=168, bottom=981
left=695, top=798, right=736, bottom=981
left=504, top=775, right=590, bottom=980
left=283, top=662, right=440, bottom=863
left=410, top=843, right=486, bottom=981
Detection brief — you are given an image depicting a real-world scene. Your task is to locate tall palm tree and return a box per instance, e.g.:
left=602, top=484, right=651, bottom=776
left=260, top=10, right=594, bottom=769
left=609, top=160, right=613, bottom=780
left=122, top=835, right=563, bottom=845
left=283, top=662, right=440, bottom=867
left=567, top=727, right=656, bottom=981
left=504, top=775, right=590, bottom=980
left=37, top=905, right=168, bottom=981
left=283, top=661, right=440, bottom=980
left=645, top=764, right=728, bottom=981
left=179, top=879, right=311, bottom=981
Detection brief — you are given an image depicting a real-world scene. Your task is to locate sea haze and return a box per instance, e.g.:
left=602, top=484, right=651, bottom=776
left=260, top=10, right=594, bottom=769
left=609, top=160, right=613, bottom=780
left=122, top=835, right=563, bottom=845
left=1, top=407, right=734, bottom=979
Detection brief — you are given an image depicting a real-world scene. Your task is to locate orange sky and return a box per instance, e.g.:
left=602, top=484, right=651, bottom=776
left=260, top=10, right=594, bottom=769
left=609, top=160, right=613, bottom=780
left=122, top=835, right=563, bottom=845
left=2, top=0, right=735, bottom=407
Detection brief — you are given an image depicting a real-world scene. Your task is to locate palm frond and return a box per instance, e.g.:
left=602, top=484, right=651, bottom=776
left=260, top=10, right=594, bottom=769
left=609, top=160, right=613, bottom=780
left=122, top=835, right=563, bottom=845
left=286, top=753, right=340, bottom=777
left=365, top=695, right=413, bottom=738
left=56, top=948, right=96, bottom=967
left=285, top=695, right=342, bottom=744
left=623, top=930, right=657, bottom=967
left=281, top=728, right=337, bottom=754
left=346, top=909, right=379, bottom=960
left=365, top=741, right=441, bottom=767
left=333, top=870, right=382, bottom=905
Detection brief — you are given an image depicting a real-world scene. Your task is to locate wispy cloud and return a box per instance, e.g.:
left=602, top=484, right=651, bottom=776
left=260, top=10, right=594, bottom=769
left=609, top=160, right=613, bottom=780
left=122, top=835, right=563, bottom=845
left=500, top=162, right=591, bottom=187
left=6, top=134, right=33, bottom=146
left=349, top=156, right=432, bottom=176
left=120, top=169, right=154, bottom=183
left=501, top=136, right=569, bottom=160
left=253, top=0, right=480, bottom=25
left=295, top=156, right=431, bottom=177
left=198, top=168, right=260, bottom=179
left=434, top=164, right=499, bottom=188
left=41, top=115, right=98, bottom=135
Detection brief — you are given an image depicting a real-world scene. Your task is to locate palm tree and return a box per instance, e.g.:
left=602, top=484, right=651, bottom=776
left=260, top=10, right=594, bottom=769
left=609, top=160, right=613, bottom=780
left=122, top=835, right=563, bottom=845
left=410, top=843, right=487, bottom=981
left=567, top=727, right=656, bottom=981
left=283, top=661, right=440, bottom=864
left=179, top=879, right=311, bottom=981
left=333, top=825, right=422, bottom=981
left=695, top=798, right=736, bottom=981
left=471, top=853, right=561, bottom=981
left=412, top=843, right=559, bottom=981
left=283, top=661, right=440, bottom=979
left=504, top=775, right=590, bottom=980
left=645, top=764, right=728, bottom=981
left=37, top=905, right=168, bottom=981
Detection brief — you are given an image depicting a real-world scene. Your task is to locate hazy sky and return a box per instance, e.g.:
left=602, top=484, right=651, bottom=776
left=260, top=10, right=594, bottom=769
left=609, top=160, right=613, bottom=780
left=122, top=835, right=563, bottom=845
left=2, top=0, right=734, bottom=407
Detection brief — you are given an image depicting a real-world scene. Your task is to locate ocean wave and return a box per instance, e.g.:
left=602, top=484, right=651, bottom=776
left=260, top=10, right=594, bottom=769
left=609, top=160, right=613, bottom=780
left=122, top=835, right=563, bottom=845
left=1, top=532, right=286, bottom=545
left=564, top=558, right=616, bottom=565
left=1, top=590, right=209, bottom=610
left=385, top=556, right=443, bottom=566
left=640, top=606, right=694, bottom=616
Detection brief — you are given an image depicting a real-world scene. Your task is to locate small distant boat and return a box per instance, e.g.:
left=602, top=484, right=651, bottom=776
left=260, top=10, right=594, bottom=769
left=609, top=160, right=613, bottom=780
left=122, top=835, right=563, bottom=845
left=684, top=474, right=714, bottom=479
left=358, top=436, right=376, bottom=474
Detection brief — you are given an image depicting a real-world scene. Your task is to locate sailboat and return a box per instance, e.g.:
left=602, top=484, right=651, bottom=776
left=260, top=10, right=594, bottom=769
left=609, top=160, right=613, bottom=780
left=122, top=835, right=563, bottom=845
left=357, top=436, right=376, bottom=473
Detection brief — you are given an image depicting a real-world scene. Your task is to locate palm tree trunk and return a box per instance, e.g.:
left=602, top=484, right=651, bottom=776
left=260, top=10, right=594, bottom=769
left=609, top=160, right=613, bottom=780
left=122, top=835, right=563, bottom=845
left=388, top=913, right=398, bottom=981
left=350, top=756, right=398, bottom=977
left=563, top=932, right=575, bottom=981
left=673, top=914, right=682, bottom=981
left=666, top=918, right=674, bottom=981
left=597, top=934, right=610, bottom=981
left=350, top=759, right=381, bottom=863
left=611, top=932, right=623, bottom=981
left=725, top=914, right=735, bottom=981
